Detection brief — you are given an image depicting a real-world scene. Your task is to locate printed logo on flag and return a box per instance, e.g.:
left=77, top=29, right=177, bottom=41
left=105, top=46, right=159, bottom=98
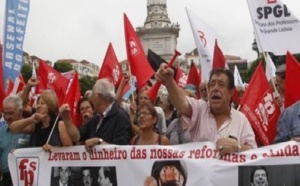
left=17, top=157, right=39, bottom=186
left=112, top=65, right=120, bottom=84
left=197, top=30, right=207, bottom=47
left=129, top=38, right=140, bottom=57
left=254, top=92, right=277, bottom=131
left=48, top=72, right=57, bottom=84
left=267, top=0, right=276, bottom=4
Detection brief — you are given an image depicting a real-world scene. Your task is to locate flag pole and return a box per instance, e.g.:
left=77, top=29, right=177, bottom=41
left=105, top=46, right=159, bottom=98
left=127, top=61, right=135, bottom=103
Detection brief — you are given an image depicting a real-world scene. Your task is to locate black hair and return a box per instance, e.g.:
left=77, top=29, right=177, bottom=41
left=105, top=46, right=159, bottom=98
left=151, top=160, right=187, bottom=186
left=250, top=166, right=268, bottom=183
left=208, top=68, right=235, bottom=90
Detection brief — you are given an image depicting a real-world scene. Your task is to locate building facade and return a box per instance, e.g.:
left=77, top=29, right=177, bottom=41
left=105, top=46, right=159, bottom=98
left=136, top=0, right=180, bottom=61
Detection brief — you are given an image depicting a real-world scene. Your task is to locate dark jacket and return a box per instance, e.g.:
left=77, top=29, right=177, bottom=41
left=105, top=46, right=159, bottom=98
left=79, top=101, right=132, bottom=145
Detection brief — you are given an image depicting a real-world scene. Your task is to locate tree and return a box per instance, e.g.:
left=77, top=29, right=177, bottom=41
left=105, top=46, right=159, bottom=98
left=21, top=63, right=33, bottom=83
left=54, top=62, right=73, bottom=73
left=79, top=75, right=97, bottom=96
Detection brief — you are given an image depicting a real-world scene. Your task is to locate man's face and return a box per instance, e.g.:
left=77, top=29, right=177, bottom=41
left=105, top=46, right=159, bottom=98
left=276, top=75, right=285, bottom=92
left=208, top=73, right=232, bottom=112
left=82, top=169, right=93, bottom=186
left=159, top=165, right=184, bottom=186
left=199, top=83, right=208, bottom=100
left=59, top=167, right=71, bottom=185
left=252, top=169, right=268, bottom=186
left=3, top=102, right=22, bottom=124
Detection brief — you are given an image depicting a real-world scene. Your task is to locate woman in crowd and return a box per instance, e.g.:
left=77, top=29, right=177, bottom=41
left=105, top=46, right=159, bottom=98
left=130, top=103, right=169, bottom=145
left=9, top=90, right=77, bottom=147
left=77, top=97, right=94, bottom=125
left=158, top=94, right=177, bottom=127
left=165, top=90, right=196, bottom=145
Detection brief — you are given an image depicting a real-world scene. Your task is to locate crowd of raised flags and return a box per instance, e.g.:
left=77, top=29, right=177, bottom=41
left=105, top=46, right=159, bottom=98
left=0, top=0, right=300, bottom=181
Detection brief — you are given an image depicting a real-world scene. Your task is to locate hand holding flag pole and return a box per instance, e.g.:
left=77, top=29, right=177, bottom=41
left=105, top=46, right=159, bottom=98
left=146, top=50, right=181, bottom=102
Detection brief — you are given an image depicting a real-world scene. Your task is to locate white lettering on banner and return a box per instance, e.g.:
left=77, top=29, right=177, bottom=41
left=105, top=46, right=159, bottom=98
left=8, top=142, right=300, bottom=185
left=254, top=93, right=276, bottom=131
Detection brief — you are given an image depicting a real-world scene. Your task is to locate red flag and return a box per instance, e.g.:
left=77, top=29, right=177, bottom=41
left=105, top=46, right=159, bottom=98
left=6, top=79, right=14, bottom=96
left=186, top=62, right=201, bottom=95
left=212, top=39, right=226, bottom=69
left=285, top=51, right=300, bottom=108
left=239, top=62, right=280, bottom=145
left=36, top=59, right=69, bottom=105
left=124, top=13, right=155, bottom=90
left=98, top=43, right=124, bottom=87
left=175, top=66, right=187, bottom=88
left=63, top=72, right=82, bottom=127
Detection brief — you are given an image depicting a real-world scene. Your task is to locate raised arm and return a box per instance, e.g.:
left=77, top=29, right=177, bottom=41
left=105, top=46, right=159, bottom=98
left=155, top=64, right=192, bottom=117
left=115, top=75, right=130, bottom=105
left=59, top=104, right=80, bottom=143
left=9, top=113, right=39, bottom=134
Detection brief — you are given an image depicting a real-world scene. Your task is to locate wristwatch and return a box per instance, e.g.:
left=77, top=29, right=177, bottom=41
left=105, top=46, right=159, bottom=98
left=98, top=138, right=103, bottom=145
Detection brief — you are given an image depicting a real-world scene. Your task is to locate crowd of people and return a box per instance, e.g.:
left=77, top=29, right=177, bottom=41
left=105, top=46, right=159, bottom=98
left=0, top=63, right=298, bottom=186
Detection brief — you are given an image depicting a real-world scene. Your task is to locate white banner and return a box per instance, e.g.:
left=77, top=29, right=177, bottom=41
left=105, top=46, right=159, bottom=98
left=246, top=0, right=300, bottom=55
left=8, top=142, right=300, bottom=186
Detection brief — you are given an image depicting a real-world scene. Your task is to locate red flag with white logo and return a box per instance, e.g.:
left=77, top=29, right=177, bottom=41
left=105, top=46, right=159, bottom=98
left=63, top=72, right=82, bottom=127
left=124, top=13, right=155, bottom=90
left=98, top=43, right=124, bottom=87
left=285, top=51, right=300, bottom=108
left=36, top=59, right=69, bottom=106
left=239, top=62, right=280, bottom=145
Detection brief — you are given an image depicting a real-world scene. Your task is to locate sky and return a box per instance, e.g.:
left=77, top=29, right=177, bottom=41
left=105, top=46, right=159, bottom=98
left=1, top=0, right=300, bottom=67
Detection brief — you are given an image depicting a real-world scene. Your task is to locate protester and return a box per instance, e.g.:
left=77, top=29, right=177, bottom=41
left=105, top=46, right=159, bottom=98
left=84, top=90, right=93, bottom=100
left=275, top=64, right=286, bottom=110
left=18, top=77, right=39, bottom=118
left=131, top=103, right=169, bottom=145
left=165, top=90, right=196, bottom=145
left=250, top=166, right=269, bottom=186
left=158, top=94, right=177, bottom=127
left=77, top=97, right=94, bottom=125
left=0, top=95, right=30, bottom=186
left=115, top=75, right=139, bottom=135
left=51, top=166, right=73, bottom=186
left=81, top=78, right=132, bottom=152
left=273, top=100, right=300, bottom=143
left=138, top=88, right=167, bottom=134
left=155, top=65, right=257, bottom=154
left=199, top=82, right=208, bottom=101
left=9, top=90, right=79, bottom=147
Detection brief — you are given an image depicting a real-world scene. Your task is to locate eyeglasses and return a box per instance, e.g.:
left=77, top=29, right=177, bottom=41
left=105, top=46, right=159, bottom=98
left=137, top=112, right=151, bottom=117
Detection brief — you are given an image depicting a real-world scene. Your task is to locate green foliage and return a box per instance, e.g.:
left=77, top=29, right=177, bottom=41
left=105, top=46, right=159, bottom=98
left=241, top=53, right=300, bottom=83
left=21, top=63, right=33, bottom=83
left=54, top=62, right=73, bottom=73
left=79, top=75, right=97, bottom=96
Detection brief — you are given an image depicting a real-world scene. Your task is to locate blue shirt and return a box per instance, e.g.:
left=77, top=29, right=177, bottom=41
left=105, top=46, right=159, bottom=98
left=274, top=101, right=300, bottom=143
left=0, top=121, right=5, bottom=129
left=0, top=124, right=30, bottom=172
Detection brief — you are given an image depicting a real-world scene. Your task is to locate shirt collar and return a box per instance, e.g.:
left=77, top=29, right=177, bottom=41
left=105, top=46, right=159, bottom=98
left=102, top=102, right=114, bottom=118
